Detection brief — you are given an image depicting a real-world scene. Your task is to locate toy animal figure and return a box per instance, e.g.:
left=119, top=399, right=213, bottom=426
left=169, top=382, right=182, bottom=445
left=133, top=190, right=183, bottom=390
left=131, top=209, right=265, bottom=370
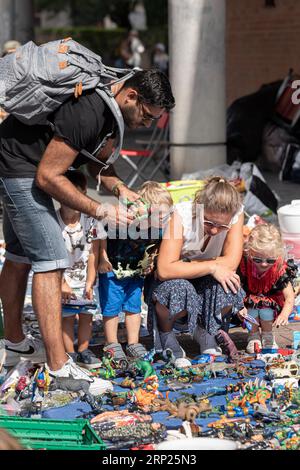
left=162, top=348, right=176, bottom=368
left=143, top=348, right=156, bottom=363
left=49, top=377, right=90, bottom=394
left=131, top=359, right=156, bottom=379
left=119, top=377, right=137, bottom=389
left=133, top=387, right=162, bottom=409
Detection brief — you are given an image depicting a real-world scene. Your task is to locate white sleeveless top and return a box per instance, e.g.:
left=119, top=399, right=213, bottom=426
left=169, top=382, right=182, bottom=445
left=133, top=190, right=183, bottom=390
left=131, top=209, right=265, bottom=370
left=175, top=201, right=243, bottom=261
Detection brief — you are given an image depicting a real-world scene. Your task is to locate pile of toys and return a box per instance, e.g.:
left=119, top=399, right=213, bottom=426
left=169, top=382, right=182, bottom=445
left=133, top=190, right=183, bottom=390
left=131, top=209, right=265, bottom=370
left=0, top=344, right=299, bottom=450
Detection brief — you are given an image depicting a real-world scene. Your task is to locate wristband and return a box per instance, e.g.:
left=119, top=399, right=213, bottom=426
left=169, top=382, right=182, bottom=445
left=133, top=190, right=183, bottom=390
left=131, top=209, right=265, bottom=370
left=112, top=181, right=126, bottom=197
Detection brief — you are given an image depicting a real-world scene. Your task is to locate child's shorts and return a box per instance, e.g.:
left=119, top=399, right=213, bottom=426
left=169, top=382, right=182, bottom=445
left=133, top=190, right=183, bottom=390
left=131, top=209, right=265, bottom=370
left=248, top=307, right=275, bottom=322
left=62, top=287, right=98, bottom=318
left=99, top=271, right=144, bottom=317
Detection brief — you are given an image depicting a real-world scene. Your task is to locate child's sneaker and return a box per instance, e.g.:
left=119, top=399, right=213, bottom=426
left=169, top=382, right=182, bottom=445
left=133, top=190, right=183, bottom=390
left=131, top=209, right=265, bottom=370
left=246, top=332, right=262, bottom=354
left=67, top=352, right=78, bottom=362
left=126, top=343, right=148, bottom=359
left=46, top=356, right=112, bottom=396
left=103, top=343, right=127, bottom=362
left=77, top=349, right=102, bottom=370
left=4, top=334, right=46, bottom=366
left=193, top=326, right=222, bottom=356
left=261, top=332, right=278, bottom=350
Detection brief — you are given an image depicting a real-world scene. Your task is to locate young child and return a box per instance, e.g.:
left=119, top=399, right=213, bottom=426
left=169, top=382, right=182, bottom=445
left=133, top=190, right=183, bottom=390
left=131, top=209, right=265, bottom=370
left=57, top=170, right=107, bottom=369
left=98, top=181, right=173, bottom=362
left=239, top=223, right=297, bottom=353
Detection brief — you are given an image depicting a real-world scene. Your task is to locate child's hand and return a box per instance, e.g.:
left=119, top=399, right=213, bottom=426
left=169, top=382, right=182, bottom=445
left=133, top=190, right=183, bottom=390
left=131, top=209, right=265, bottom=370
left=99, top=259, right=113, bottom=273
left=62, top=282, right=76, bottom=303
left=273, top=312, right=289, bottom=328
left=85, top=285, right=94, bottom=301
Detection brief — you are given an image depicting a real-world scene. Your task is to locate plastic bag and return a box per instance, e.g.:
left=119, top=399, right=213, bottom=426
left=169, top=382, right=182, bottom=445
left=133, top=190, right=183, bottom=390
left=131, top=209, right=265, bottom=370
left=182, top=161, right=279, bottom=216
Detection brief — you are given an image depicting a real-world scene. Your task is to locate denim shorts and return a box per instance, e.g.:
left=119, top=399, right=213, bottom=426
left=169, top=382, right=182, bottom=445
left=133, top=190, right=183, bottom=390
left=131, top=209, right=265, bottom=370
left=99, top=271, right=144, bottom=317
left=0, top=177, right=69, bottom=273
left=248, top=308, right=275, bottom=321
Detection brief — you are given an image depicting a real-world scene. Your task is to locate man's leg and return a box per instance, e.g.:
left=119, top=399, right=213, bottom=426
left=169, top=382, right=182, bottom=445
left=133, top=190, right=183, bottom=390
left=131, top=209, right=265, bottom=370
left=0, top=260, right=30, bottom=343
left=32, top=270, right=68, bottom=371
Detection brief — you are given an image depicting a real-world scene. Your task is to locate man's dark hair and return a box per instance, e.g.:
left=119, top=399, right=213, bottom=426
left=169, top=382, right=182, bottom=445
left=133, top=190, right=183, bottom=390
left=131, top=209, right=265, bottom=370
left=65, top=169, right=87, bottom=190
left=123, top=69, right=175, bottom=111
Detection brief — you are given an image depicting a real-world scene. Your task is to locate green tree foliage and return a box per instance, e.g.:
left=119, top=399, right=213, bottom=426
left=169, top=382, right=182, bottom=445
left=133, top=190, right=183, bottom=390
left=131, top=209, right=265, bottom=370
left=34, top=0, right=167, bottom=28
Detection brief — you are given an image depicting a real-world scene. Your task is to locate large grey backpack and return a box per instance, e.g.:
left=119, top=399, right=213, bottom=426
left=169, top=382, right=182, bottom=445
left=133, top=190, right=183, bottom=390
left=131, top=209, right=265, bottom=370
left=0, top=38, right=139, bottom=168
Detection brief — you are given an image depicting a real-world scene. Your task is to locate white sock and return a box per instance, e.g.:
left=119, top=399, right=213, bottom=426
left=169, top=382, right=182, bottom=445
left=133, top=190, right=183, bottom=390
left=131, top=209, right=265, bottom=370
left=5, top=337, right=27, bottom=349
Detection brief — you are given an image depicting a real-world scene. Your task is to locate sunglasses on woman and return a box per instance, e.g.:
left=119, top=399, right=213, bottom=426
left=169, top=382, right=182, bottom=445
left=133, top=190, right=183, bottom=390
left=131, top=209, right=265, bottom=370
left=203, top=219, right=231, bottom=231
left=250, top=256, right=277, bottom=265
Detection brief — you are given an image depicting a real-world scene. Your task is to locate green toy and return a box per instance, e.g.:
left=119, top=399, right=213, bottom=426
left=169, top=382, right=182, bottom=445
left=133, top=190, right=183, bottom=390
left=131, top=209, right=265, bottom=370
left=132, top=359, right=156, bottom=379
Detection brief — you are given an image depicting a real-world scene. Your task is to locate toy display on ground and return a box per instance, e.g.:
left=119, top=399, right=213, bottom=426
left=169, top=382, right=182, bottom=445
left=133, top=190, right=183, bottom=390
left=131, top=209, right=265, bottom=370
left=0, top=200, right=299, bottom=451
left=0, top=337, right=299, bottom=450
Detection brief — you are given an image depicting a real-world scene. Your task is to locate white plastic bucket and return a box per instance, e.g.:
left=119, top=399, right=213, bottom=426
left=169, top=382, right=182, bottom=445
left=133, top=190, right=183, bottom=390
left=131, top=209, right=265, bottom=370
left=278, top=200, right=300, bottom=234
left=156, top=438, right=240, bottom=450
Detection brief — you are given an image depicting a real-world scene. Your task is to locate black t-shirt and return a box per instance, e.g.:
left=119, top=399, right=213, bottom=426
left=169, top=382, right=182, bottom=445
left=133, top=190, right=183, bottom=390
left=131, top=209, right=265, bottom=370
left=0, top=90, right=116, bottom=177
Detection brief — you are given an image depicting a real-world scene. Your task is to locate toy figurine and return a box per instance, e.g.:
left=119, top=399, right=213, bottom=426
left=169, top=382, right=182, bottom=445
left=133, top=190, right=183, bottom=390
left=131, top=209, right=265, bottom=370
left=131, top=359, right=156, bottom=379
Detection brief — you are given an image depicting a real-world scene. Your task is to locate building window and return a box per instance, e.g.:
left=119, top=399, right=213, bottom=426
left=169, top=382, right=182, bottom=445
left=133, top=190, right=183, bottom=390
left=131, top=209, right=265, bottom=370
left=265, top=0, right=276, bottom=7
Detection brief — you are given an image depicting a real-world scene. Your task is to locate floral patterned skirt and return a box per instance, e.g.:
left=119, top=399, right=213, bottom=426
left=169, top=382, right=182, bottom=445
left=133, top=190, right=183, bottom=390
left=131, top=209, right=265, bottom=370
left=145, top=276, right=245, bottom=347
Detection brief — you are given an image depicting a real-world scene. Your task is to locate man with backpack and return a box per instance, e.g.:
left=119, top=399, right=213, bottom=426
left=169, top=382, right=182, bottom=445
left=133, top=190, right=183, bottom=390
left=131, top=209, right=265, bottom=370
left=0, top=40, right=175, bottom=390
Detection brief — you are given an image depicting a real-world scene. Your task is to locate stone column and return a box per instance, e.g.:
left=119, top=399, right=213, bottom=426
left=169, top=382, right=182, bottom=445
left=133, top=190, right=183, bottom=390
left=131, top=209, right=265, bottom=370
left=0, top=0, right=13, bottom=52
left=14, top=0, right=34, bottom=44
left=168, top=0, right=226, bottom=179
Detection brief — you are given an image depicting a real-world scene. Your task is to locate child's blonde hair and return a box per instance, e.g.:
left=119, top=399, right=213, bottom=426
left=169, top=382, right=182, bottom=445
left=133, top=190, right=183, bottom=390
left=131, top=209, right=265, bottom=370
left=247, top=223, right=285, bottom=259
left=138, top=181, right=173, bottom=207
left=193, top=176, right=241, bottom=215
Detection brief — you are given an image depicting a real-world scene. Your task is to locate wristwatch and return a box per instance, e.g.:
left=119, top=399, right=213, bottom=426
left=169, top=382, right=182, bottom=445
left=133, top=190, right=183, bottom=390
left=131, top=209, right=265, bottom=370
left=112, top=181, right=126, bottom=197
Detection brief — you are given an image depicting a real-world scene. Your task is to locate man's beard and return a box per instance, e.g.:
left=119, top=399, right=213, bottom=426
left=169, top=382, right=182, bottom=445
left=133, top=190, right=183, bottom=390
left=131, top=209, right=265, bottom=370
left=122, top=106, right=137, bottom=129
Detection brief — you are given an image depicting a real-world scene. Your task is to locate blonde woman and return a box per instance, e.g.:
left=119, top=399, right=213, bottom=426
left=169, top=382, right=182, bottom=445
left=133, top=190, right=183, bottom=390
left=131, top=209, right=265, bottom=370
left=148, top=177, right=245, bottom=363
left=239, top=224, right=297, bottom=353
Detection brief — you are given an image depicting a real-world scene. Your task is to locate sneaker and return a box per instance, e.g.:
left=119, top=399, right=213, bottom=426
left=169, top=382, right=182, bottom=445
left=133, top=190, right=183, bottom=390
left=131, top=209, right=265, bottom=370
left=193, top=326, right=222, bottom=356
left=174, top=357, right=192, bottom=368
left=103, top=343, right=127, bottom=362
left=46, top=356, right=113, bottom=396
left=160, top=331, right=188, bottom=360
left=4, top=335, right=47, bottom=367
left=246, top=332, right=262, bottom=354
left=67, top=352, right=78, bottom=362
left=77, top=349, right=102, bottom=370
left=126, top=343, right=148, bottom=359
left=261, top=332, right=278, bottom=350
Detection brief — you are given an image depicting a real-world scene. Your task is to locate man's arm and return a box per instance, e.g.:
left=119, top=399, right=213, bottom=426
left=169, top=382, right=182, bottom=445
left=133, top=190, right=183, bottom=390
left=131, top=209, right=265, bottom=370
left=36, top=137, right=101, bottom=217
left=36, top=137, right=134, bottom=225
left=87, top=141, right=141, bottom=203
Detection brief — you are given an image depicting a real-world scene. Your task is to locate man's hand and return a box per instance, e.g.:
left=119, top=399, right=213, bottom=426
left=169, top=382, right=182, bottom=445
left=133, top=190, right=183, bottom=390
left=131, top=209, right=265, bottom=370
left=96, top=202, right=134, bottom=227
left=118, top=185, right=140, bottom=203
left=62, top=281, right=76, bottom=303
